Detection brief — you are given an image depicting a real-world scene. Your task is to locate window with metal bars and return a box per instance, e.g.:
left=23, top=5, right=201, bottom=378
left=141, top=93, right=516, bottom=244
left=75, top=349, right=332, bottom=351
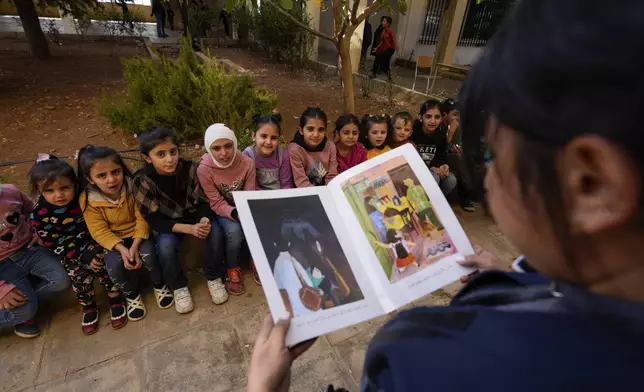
left=418, top=0, right=516, bottom=47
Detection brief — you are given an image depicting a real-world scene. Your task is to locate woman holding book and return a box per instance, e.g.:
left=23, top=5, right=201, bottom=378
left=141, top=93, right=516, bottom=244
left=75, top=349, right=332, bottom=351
left=245, top=0, right=644, bottom=390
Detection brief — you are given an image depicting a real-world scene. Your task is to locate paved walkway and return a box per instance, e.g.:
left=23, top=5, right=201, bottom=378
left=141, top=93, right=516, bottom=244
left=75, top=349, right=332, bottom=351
left=1, top=209, right=518, bottom=392
left=317, top=49, right=462, bottom=99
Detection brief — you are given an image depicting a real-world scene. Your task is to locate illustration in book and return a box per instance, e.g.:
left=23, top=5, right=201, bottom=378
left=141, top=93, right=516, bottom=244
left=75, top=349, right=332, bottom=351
left=248, top=195, right=364, bottom=318
left=341, top=155, right=456, bottom=283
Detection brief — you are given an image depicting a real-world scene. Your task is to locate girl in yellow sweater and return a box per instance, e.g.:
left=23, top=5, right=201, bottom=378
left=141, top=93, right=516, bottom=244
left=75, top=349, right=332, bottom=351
left=78, top=146, right=174, bottom=322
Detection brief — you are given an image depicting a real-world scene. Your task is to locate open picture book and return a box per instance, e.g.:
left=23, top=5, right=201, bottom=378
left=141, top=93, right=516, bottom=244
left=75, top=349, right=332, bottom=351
left=233, top=144, right=475, bottom=346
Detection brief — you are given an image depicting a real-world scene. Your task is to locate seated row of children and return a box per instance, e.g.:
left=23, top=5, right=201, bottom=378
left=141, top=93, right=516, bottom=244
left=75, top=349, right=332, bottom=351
left=0, top=98, right=469, bottom=338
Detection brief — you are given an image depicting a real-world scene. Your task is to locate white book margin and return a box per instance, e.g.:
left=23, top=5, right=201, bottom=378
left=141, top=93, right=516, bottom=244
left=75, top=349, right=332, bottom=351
left=328, top=144, right=475, bottom=312
left=233, top=187, right=384, bottom=346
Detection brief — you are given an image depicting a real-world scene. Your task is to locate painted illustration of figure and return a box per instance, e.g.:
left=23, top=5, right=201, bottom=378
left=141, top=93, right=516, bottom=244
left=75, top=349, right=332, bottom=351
left=404, top=177, right=443, bottom=230
left=364, top=199, right=387, bottom=242
left=373, top=229, right=419, bottom=273
left=272, top=237, right=319, bottom=318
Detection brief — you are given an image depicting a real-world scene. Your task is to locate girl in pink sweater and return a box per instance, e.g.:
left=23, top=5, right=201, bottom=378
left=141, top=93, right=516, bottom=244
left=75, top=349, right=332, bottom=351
left=288, top=107, right=338, bottom=187
left=334, top=114, right=367, bottom=173
left=197, top=124, right=257, bottom=296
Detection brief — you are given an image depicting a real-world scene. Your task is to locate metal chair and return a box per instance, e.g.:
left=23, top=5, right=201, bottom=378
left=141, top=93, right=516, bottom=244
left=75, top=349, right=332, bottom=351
left=412, top=55, right=436, bottom=94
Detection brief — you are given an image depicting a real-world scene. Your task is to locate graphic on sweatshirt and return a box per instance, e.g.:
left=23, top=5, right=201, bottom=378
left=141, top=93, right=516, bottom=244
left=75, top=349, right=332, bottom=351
left=306, top=161, right=328, bottom=185
left=417, top=145, right=436, bottom=165
left=0, top=204, right=26, bottom=245
left=219, top=178, right=244, bottom=204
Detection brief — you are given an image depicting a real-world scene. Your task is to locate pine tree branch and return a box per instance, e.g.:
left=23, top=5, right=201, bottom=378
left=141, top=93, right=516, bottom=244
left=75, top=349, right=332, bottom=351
left=263, top=0, right=336, bottom=42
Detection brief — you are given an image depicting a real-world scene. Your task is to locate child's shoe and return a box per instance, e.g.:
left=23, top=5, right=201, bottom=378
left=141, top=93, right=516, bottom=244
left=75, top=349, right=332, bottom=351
left=14, top=319, right=41, bottom=338
left=207, top=278, right=228, bottom=304
left=173, top=287, right=194, bottom=314
left=153, top=285, right=175, bottom=309
left=225, top=267, right=245, bottom=296
left=125, top=294, right=147, bottom=321
left=81, top=307, right=100, bottom=335
left=250, top=261, right=261, bottom=286
left=109, top=296, right=128, bottom=329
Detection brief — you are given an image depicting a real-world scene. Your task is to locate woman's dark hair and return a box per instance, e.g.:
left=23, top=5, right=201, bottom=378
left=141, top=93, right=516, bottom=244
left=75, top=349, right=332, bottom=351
left=458, top=0, right=644, bottom=259
left=393, top=111, right=413, bottom=125
left=77, top=145, right=132, bottom=204
left=419, top=99, right=442, bottom=117
left=385, top=229, right=399, bottom=243
left=139, top=126, right=178, bottom=156
left=299, top=107, right=327, bottom=129
left=28, top=156, right=77, bottom=196
left=360, top=114, right=393, bottom=149
left=334, top=114, right=360, bottom=136
left=253, top=112, right=282, bottom=135
left=381, top=16, right=393, bottom=25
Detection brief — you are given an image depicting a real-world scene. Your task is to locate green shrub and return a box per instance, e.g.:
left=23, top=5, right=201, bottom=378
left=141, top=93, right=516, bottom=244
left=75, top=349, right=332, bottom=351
left=250, top=2, right=313, bottom=71
left=100, top=39, right=277, bottom=148
left=188, top=7, right=218, bottom=38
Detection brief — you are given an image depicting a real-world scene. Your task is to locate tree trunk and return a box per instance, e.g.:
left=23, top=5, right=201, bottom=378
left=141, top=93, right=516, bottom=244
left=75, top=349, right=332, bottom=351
left=338, top=38, right=355, bottom=114
left=14, top=0, right=50, bottom=59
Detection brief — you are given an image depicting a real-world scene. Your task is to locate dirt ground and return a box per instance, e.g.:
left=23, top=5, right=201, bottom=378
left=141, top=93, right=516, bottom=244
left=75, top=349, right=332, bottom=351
left=0, top=38, right=416, bottom=190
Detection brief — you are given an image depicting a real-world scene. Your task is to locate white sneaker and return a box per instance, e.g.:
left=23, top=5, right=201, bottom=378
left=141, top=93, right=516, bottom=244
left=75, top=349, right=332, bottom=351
left=207, top=278, right=229, bottom=305
left=173, top=287, right=194, bottom=314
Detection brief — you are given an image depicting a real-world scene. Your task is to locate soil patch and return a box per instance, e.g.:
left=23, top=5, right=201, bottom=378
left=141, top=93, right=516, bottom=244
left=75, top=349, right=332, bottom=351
left=1, top=40, right=417, bottom=190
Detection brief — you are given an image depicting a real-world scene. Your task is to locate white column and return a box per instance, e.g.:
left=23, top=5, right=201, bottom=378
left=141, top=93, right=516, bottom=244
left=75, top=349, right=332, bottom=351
left=348, top=0, right=366, bottom=72
left=306, top=0, right=321, bottom=60
left=58, top=7, right=76, bottom=35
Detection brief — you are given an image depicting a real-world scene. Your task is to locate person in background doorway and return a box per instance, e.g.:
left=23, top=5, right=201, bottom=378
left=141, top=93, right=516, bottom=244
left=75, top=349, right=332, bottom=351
left=166, top=2, right=175, bottom=31
left=442, top=98, right=475, bottom=212
left=360, top=20, right=372, bottom=72
left=371, top=16, right=396, bottom=81
left=151, top=0, right=168, bottom=38
left=219, top=8, right=231, bottom=38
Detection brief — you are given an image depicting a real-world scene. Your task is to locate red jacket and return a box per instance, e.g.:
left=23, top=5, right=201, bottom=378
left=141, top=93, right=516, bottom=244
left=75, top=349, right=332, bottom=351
left=376, top=28, right=396, bottom=53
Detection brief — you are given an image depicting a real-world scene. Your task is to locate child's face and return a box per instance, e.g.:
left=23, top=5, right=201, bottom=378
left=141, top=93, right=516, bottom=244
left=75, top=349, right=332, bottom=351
left=368, top=123, right=388, bottom=147
left=299, top=118, right=327, bottom=149
left=337, top=123, right=359, bottom=148
left=444, top=109, right=460, bottom=125
left=253, top=124, right=279, bottom=157
left=88, top=159, right=124, bottom=199
left=394, top=118, right=412, bottom=143
left=39, top=177, right=74, bottom=207
left=210, top=138, right=235, bottom=166
left=421, top=108, right=442, bottom=133
left=145, top=140, right=180, bottom=176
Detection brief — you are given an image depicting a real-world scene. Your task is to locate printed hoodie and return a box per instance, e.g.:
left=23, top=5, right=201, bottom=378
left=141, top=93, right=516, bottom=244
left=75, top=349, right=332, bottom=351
left=0, top=184, right=35, bottom=262
left=196, top=153, right=256, bottom=220
left=287, top=134, right=338, bottom=187
left=79, top=182, right=150, bottom=251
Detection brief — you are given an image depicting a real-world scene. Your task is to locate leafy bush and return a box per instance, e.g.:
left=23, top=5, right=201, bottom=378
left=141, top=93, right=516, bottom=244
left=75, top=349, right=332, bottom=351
left=188, top=7, right=218, bottom=38
left=100, top=39, right=277, bottom=148
left=250, top=2, right=313, bottom=70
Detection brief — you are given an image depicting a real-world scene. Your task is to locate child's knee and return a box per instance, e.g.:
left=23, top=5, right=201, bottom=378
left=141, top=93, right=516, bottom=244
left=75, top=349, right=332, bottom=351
left=156, top=234, right=180, bottom=256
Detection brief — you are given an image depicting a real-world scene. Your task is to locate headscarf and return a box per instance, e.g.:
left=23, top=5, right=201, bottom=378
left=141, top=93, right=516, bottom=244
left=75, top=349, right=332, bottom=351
left=204, top=123, right=238, bottom=168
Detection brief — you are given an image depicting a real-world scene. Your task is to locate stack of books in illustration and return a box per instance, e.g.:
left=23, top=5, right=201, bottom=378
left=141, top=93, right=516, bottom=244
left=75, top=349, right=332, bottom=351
left=234, top=144, right=474, bottom=345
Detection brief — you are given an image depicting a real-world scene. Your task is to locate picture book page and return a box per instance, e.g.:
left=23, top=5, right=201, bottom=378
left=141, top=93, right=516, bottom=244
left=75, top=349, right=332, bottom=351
left=328, top=144, right=475, bottom=312
left=233, top=187, right=385, bottom=346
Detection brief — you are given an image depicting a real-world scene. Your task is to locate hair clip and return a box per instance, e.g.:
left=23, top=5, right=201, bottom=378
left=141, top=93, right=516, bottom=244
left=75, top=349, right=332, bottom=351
left=36, top=153, right=51, bottom=163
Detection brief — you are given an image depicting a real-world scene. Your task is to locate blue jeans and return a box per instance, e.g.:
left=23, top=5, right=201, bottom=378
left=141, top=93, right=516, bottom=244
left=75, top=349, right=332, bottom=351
left=155, top=219, right=225, bottom=289
left=431, top=171, right=458, bottom=196
left=154, top=12, right=166, bottom=37
left=215, top=217, right=245, bottom=269
left=104, top=238, right=162, bottom=297
left=0, top=246, right=70, bottom=328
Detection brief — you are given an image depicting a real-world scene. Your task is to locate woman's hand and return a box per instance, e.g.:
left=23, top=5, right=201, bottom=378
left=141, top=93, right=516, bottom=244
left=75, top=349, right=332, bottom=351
left=247, top=314, right=316, bottom=392
left=458, top=245, right=505, bottom=283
